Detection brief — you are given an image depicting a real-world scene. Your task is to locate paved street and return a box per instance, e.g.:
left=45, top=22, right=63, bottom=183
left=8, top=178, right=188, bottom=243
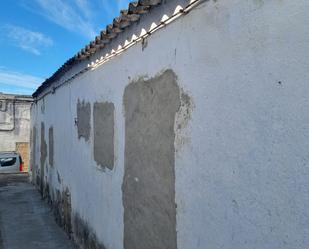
left=0, top=174, right=75, bottom=249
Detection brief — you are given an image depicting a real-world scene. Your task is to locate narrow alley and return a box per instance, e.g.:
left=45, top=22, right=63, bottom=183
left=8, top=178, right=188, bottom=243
left=0, top=174, right=75, bottom=249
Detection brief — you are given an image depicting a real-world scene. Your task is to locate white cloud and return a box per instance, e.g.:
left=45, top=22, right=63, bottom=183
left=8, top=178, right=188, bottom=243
left=0, top=68, right=43, bottom=90
left=21, top=0, right=132, bottom=40
left=34, top=0, right=97, bottom=39
left=4, top=25, right=53, bottom=55
left=75, top=0, right=93, bottom=19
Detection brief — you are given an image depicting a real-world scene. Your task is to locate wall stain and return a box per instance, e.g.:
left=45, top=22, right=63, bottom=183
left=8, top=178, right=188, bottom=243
left=141, top=37, right=148, bottom=51
left=57, top=171, right=62, bottom=184
left=175, top=90, right=194, bottom=153
left=40, top=184, right=106, bottom=249
left=73, top=213, right=106, bottom=249
left=40, top=98, right=45, bottom=114
left=52, top=188, right=72, bottom=236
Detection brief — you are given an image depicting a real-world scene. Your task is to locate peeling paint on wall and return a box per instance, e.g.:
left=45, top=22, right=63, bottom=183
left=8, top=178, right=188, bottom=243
left=123, top=69, right=180, bottom=249
left=49, top=126, right=54, bottom=167
left=77, top=100, right=91, bottom=141
left=93, top=102, right=115, bottom=170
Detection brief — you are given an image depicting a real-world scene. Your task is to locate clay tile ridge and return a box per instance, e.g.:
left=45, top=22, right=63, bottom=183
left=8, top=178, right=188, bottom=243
left=32, top=0, right=162, bottom=98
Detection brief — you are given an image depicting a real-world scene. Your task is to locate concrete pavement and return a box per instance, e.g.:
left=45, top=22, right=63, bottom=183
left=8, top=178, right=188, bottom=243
left=0, top=174, right=75, bottom=249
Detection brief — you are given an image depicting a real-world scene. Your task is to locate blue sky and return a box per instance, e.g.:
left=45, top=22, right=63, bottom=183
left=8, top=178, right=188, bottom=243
left=0, top=0, right=131, bottom=95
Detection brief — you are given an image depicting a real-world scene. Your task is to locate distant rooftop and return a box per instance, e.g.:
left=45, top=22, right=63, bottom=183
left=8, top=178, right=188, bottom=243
left=0, top=92, right=33, bottom=102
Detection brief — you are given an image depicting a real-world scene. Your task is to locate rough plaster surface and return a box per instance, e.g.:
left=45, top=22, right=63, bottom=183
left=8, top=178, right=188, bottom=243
left=175, top=92, right=194, bottom=153
left=49, top=126, right=54, bottom=167
left=93, top=102, right=115, bottom=170
left=77, top=100, right=91, bottom=141
left=40, top=122, right=47, bottom=192
left=123, top=70, right=180, bottom=249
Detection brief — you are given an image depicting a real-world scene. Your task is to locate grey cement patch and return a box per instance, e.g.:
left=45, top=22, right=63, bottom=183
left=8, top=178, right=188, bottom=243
left=40, top=122, right=47, bottom=194
left=77, top=99, right=91, bottom=141
left=31, top=126, right=37, bottom=183
left=49, top=126, right=54, bottom=167
left=73, top=213, right=106, bottom=249
left=122, top=69, right=180, bottom=249
left=93, top=102, right=115, bottom=170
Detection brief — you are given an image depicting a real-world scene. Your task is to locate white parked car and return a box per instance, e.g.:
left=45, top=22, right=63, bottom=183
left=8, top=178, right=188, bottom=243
left=0, top=152, right=23, bottom=173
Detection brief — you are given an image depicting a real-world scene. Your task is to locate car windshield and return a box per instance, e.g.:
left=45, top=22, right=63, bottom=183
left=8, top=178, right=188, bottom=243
left=0, top=157, right=17, bottom=167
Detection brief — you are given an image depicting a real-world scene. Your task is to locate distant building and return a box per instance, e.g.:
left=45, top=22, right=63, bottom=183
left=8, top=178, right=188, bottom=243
left=0, top=92, right=32, bottom=171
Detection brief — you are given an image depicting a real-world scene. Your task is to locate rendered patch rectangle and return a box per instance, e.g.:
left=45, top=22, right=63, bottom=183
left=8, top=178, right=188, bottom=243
left=93, top=102, right=115, bottom=170
left=123, top=70, right=180, bottom=249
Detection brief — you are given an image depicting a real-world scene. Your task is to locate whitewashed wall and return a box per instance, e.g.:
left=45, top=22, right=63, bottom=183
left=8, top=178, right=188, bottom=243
left=31, top=0, right=309, bottom=248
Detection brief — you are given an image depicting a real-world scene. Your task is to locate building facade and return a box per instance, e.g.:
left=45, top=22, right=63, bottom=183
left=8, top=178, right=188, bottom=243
left=30, top=0, right=309, bottom=249
left=0, top=93, right=32, bottom=171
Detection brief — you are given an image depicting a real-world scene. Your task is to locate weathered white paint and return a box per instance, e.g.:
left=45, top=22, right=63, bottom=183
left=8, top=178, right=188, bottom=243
left=31, top=0, right=309, bottom=248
